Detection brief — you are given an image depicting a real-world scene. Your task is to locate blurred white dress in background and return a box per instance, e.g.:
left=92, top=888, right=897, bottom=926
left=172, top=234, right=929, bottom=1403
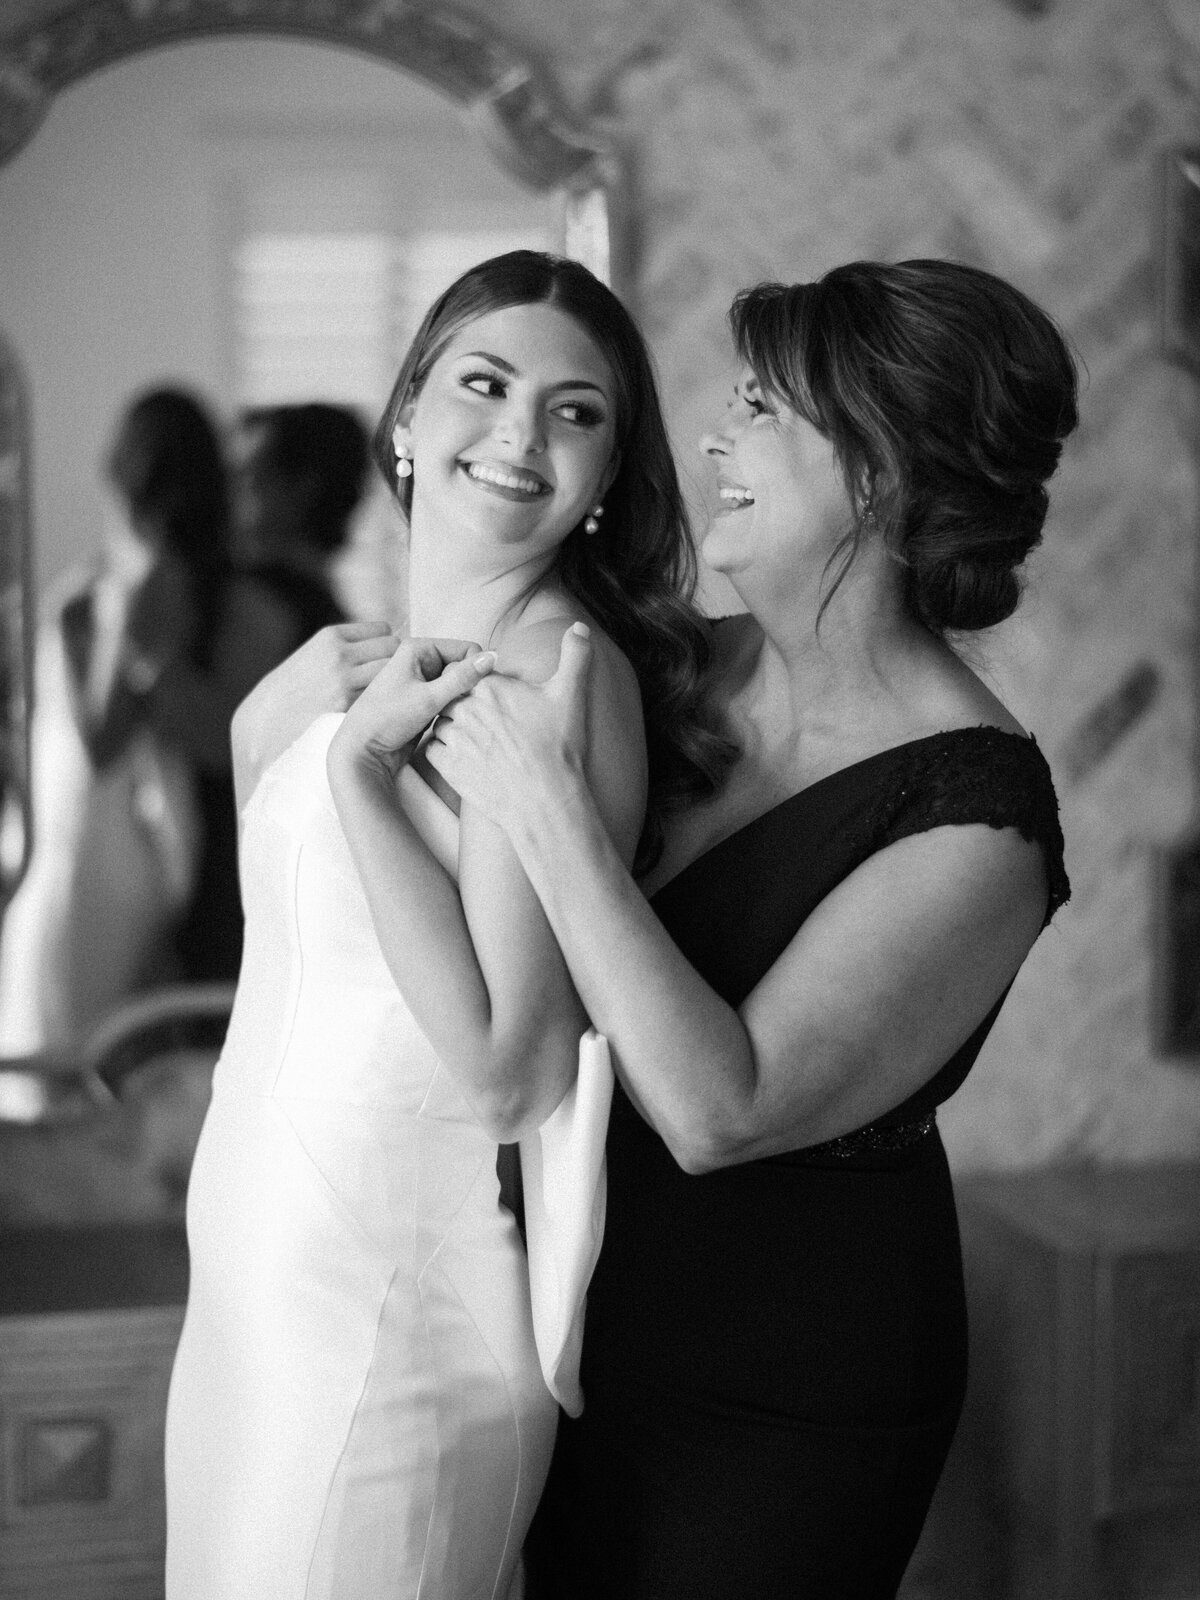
left=0, top=571, right=197, bottom=1053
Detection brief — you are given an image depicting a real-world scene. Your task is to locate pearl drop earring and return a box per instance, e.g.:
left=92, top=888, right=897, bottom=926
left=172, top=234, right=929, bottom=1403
left=584, top=503, right=604, bottom=536
left=392, top=425, right=412, bottom=481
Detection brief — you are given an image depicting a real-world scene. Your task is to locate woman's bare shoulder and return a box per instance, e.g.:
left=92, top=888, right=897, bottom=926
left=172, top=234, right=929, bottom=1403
left=496, top=613, right=639, bottom=704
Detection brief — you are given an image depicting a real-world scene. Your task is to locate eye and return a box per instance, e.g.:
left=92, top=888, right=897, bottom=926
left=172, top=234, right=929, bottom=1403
left=554, top=398, right=606, bottom=428
left=461, top=369, right=507, bottom=398
left=731, top=384, right=769, bottom=418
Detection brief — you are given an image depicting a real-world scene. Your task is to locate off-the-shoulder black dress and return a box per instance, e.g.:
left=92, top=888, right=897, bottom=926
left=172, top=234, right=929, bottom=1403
left=525, top=726, right=1070, bottom=1600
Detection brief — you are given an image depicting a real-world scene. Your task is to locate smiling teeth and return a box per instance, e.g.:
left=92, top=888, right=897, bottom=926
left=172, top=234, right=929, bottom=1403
left=719, top=486, right=755, bottom=504
left=467, top=463, right=547, bottom=493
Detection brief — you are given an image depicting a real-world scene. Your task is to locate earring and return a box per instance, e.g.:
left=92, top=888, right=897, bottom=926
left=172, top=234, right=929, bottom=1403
left=584, top=502, right=604, bottom=536
left=392, top=425, right=412, bottom=481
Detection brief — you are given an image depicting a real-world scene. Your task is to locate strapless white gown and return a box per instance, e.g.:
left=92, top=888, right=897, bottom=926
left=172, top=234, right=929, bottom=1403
left=164, top=713, right=563, bottom=1600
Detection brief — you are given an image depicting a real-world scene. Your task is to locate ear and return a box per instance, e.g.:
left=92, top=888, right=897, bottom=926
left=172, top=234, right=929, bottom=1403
left=598, top=450, right=621, bottom=499
left=391, top=398, right=416, bottom=446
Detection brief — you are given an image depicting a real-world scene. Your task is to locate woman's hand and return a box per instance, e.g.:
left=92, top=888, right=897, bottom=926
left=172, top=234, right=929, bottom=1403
left=232, top=621, right=398, bottom=812
left=328, top=636, right=498, bottom=785
left=425, top=623, right=593, bottom=841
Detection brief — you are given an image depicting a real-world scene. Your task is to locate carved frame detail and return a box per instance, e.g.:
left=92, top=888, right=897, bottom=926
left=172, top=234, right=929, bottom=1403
left=0, top=0, right=620, bottom=281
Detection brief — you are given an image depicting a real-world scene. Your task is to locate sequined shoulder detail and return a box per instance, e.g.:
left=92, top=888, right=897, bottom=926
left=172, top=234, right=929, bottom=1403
left=865, top=727, right=1070, bottom=927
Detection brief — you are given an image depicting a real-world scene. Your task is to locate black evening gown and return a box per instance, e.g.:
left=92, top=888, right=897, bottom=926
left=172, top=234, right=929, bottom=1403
left=525, top=726, right=1070, bottom=1600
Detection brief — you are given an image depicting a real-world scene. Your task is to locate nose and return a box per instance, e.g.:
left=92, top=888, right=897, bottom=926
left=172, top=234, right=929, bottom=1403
left=494, top=400, right=546, bottom=457
left=699, top=421, right=731, bottom=460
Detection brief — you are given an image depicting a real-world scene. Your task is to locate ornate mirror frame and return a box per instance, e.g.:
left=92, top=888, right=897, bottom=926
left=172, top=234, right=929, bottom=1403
left=0, top=0, right=621, bottom=275
left=0, top=0, right=622, bottom=914
left=0, top=336, right=33, bottom=917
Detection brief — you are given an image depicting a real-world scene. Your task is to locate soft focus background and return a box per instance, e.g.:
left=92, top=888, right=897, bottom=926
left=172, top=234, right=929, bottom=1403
left=1, top=4, right=1199, bottom=1596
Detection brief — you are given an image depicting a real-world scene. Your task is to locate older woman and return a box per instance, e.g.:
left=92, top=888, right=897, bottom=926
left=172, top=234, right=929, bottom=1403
left=428, top=259, right=1079, bottom=1598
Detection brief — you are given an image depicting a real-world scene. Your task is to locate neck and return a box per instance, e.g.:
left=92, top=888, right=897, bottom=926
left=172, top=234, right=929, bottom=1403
left=724, top=543, right=933, bottom=735
left=406, top=524, right=559, bottom=646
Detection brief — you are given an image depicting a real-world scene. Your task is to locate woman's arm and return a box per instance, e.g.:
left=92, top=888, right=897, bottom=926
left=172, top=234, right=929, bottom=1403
left=327, top=619, right=646, bottom=1142
left=428, top=627, right=1050, bottom=1173
left=231, top=620, right=397, bottom=816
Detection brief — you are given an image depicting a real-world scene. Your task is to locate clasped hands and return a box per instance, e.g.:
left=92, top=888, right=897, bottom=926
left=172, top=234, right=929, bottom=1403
left=325, top=621, right=593, bottom=835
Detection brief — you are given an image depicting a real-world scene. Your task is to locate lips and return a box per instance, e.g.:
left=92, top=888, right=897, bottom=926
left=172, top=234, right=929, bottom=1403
left=462, top=460, right=551, bottom=500
left=716, top=480, right=755, bottom=511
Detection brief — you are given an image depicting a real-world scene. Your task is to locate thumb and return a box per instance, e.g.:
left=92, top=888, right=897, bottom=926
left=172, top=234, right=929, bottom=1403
left=551, top=622, right=593, bottom=709
left=427, top=649, right=496, bottom=714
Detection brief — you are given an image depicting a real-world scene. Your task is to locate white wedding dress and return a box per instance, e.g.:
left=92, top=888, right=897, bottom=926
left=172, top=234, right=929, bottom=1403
left=164, top=711, right=603, bottom=1600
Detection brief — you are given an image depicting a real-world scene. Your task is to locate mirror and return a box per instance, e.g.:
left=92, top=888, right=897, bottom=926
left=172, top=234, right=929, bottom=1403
left=0, top=3, right=621, bottom=1058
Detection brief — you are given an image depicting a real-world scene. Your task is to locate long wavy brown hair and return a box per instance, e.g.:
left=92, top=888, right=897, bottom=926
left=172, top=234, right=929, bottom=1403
left=375, top=250, right=736, bottom=873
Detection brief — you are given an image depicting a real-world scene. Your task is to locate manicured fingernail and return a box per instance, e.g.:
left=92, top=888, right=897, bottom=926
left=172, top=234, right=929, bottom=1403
left=571, top=622, right=591, bottom=639
left=474, top=651, right=498, bottom=673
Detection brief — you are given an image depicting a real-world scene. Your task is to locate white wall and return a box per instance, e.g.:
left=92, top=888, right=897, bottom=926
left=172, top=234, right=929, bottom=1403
left=0, top=36, right=553, bottom=595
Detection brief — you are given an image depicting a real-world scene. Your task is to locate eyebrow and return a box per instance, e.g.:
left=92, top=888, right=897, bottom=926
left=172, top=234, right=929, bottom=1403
left=457, top=350, right=609, bottom=397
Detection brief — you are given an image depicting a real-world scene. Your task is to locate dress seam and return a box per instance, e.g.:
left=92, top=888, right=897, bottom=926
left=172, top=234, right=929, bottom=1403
left=304, top=1266, right=403, bottom=1598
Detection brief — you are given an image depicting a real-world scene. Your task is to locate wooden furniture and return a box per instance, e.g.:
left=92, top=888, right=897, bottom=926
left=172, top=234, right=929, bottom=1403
left=904, top=1163, right=1200, bottom=1600
left=0, top=1222, right=188, bottom=1599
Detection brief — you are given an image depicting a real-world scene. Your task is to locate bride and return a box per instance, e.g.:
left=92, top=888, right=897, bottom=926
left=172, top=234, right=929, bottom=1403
left=163, top=250, right=731, bottom=1599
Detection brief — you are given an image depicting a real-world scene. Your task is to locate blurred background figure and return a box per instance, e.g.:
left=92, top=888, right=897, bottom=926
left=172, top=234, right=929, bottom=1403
left=231, top=402, right=369, bottom=640
left=0, top=386, right=370, bottom=1051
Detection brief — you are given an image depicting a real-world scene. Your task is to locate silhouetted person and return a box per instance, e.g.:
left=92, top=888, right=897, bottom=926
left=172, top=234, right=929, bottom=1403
left=232, top=402, right=371, bottom=641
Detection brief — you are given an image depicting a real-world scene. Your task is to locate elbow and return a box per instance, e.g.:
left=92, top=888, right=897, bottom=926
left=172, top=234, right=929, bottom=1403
left=470, top=1082, right=552, bottom=1145
left=668, top=1139, right=719, bottom=1177
left=661, top=1116, right=745, bottom=1176
left=472, top=1083, right=530, bottom=1145
left=668, top=1136, right=734, bottom=1177
left=463, top=1048, right=569, bottom=1145
left=466, top=1013, right=583, bottom=1143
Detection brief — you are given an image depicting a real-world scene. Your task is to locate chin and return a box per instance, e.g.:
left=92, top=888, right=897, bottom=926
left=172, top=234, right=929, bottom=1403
left=699, top=524, right=746, bottom=576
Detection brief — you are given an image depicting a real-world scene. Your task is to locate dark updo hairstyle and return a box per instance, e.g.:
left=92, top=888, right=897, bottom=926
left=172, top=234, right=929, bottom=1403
left=106, top=387, right=232, bottom=663
left=729, top=259, right=1079, bottom=634
left=374, top=249, right=735, bottom=873
left=241, top=402, right=370, bottom=555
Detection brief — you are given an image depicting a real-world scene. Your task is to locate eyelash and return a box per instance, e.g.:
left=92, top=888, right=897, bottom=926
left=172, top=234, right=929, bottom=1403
left=459, top=371, right=605, bottom=428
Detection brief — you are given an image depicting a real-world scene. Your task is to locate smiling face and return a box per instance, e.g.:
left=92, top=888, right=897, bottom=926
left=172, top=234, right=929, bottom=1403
left=397, top=302, right=619, bottom=562
left=698, top=365, right=855, bottom=588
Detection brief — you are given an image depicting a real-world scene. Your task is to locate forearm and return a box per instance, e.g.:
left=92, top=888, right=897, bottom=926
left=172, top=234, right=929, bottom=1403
left=329, top=753, right=580, bottom=1137
left=506, top=767, right=759, bottom=1171
left=231, top=674, right=304, bottom=816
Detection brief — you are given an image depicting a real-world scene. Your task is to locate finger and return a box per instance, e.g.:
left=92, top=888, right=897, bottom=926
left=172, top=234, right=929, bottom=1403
left=424, top=651, right=497, bottom=714
left=550, top=621, right=594, bottom=707
left=347, top=656, right=392, bottom=690
left=400, top=637, right=483, bottom=682
left=343, top=634, right=400, bottom=665
left=333, top=619, right=394, bottom=642
left=407, top=635, right=485, bottom=664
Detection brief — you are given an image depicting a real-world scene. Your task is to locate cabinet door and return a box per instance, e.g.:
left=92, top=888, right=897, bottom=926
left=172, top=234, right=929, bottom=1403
left=0, top=1306, right=183, bottom=1600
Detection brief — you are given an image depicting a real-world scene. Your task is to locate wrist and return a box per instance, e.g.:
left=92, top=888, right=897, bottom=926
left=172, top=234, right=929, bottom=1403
left=326, top=725, right=404, bottom=795
left=512, top=756, right=602, bottom=865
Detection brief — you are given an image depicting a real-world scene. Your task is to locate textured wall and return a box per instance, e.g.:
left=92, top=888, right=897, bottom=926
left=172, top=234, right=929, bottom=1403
left=458, top=0, right=1200, bottom=1168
